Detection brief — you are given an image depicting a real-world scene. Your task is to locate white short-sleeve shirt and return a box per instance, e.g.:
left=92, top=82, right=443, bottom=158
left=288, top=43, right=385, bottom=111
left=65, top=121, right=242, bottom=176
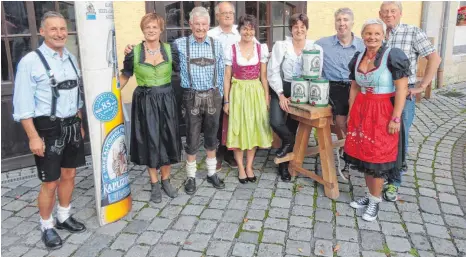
left=224, top=42, right=269, bottom=66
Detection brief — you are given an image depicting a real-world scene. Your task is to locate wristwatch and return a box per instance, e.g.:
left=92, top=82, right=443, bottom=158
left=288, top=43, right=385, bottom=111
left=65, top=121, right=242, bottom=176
left=391, top=117, right=401, bottom=123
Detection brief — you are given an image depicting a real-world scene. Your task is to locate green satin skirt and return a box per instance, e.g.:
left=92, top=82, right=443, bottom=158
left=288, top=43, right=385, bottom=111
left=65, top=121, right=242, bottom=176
left=226, top=78, right=273, bottom=150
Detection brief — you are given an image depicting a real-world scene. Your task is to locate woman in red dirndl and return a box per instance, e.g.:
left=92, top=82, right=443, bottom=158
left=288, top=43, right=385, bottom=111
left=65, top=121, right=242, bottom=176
left=344, top=19, right=410, bottom=222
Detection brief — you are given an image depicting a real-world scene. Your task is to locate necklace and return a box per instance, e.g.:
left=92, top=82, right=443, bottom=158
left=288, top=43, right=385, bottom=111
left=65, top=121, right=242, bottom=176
left=366, top=53, right=377, bottom=63
left=144, top=43, right=160, bottom=56
left=240, top=42, right=254, bottom=59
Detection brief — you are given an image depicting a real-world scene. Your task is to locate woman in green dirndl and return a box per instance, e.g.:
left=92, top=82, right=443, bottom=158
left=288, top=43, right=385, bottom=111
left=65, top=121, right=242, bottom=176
left=223, top=15, right=272, bottom=183
left=119, top=13, right=181, bottom=203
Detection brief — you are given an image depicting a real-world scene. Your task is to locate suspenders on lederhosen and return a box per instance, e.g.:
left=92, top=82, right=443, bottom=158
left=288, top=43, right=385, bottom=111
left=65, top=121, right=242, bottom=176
left=185, top=37, right=217, bottom=89
left=34, top=49, right=82, bottom=121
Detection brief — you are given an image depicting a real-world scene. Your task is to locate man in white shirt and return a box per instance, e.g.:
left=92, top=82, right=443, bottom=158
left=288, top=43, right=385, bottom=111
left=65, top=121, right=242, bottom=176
left=207, top=2, right=240, bottom=51
left=207, top=1, right=240, bottom=171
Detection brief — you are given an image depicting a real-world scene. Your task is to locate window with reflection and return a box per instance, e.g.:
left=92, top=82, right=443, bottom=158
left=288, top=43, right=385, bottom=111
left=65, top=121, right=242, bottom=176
left=244, top=1, right=297, bottom=49
left=156, top=1, right=195, bottom=43
left=59, top=2, right=76, bottom=31
left=34, top=1, right=55, bottom=30
left=3, top=2, right=29, bottom=35
left=2, top=41, right=9, bottom=81
left=1, top=1, right=79, bottom=84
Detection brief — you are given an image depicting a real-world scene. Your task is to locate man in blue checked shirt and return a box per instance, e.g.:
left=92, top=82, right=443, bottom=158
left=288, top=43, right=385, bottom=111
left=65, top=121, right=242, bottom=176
left=172, top=6, right=226, bottom=194
left=12, top=11, right=86, bottom=250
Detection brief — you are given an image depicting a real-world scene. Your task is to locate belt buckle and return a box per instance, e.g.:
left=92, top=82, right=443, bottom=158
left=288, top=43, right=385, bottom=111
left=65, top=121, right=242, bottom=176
left=50, top=115, right=57, bottom=121
left=366, top=87, right=374, bottom=95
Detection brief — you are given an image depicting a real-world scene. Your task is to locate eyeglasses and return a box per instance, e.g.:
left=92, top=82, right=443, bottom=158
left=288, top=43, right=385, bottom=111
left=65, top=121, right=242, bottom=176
left=220, top=11, right=235, bottom=16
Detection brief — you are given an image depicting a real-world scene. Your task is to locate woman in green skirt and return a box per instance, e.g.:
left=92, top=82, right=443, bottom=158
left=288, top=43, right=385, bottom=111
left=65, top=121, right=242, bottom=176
left=223, top=15, right=272, bottom=183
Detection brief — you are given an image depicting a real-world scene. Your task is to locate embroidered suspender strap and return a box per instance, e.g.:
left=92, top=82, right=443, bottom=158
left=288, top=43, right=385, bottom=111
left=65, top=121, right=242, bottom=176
left=210, top=37, right=217, bottom=88
left=186, top=37, right=193, bottom=88
left=35, top=49, right=59, bottom=121
left=68, top=58, right=82, bottom=113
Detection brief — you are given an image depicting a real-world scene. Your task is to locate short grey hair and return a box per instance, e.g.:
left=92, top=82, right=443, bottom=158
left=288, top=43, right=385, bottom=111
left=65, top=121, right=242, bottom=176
left=40, top=11, right=65, bottom=29
left=189, top=6, right=210, bottom=23
left=214, top=2, right=235, bottom=15
left=380, top=1, right=403, bottom=12
left=360, top=18, right=387, bottom=36
left=334, top=8, right=354, bottom=21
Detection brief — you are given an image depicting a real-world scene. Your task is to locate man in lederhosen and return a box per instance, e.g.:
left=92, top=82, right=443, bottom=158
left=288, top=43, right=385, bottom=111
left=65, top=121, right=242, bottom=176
left=172, top=7, right=226, bottom=194
left=13, top=11, right=86, bottom=249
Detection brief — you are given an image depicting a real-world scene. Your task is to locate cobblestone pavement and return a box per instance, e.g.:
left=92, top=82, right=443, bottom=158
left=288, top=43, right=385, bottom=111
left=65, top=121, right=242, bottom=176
left=2, top=83, right=466, bottom=257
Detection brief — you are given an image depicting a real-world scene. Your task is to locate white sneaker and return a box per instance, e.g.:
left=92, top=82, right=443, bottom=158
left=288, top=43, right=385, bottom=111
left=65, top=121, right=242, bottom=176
left=350, top=196, right=369, bottom=209
left=362, top=200, right=379, bottom=222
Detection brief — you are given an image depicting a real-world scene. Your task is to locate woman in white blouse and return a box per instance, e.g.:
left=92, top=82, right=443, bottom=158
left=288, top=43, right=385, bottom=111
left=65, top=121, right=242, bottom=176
left=267, top=13, right=324, bottom=181
left=223, top=15, right=272, bottom=183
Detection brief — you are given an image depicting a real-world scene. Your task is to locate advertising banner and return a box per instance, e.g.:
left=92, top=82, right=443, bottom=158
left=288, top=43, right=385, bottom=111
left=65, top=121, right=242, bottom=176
left=75, top=1, right=131, bottom=226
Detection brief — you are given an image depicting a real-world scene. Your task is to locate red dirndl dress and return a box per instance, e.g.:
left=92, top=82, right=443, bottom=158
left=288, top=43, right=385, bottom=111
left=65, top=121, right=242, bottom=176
left=344, top=47, right=404, bottom=177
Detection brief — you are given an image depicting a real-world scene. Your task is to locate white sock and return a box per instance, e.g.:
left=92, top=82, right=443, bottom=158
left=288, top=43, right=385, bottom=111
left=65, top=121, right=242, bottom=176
left=206, top=157, right=217, bottom=177
left=186, top=160, right=197, bottom=178
left=368, top=193, right=382, bottom=203
left=57, top=204, right=71, bottom=223
left=40, top=215, right=54, bottom=232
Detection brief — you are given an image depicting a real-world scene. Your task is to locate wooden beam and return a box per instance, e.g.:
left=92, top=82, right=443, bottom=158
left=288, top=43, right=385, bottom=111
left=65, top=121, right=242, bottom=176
left=274, top=153, right=295, bottom=164
left=289, top=123, right=311, bottom=177
left=25, top=2, right=38, bottom=49
left=306, top=139, right=345, bottom=156
left=289, top=164, right=334, bottom=189
left=316, top=117, right=340, bottom=199
left=291, top=115, right=327, bottom=128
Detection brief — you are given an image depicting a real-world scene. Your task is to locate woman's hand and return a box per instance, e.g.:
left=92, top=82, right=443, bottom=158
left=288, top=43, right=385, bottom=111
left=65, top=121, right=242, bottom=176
left=388, top=120, right=401, bottom=135
left=124, top=44, right=135, bottom=55
left=266, top=95, right=270, bottom=110
left=223, top=103, right=229, bottom=115
left=278, top=94, right=290, bottom=112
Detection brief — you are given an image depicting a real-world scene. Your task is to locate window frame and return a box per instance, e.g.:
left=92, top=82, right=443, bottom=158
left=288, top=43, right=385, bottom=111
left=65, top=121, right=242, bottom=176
left=146, top=1, right=305, bottom=49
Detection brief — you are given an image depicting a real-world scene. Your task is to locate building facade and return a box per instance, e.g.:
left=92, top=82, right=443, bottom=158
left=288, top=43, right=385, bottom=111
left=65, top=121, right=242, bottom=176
left=1, top=1, right=465, bottom=171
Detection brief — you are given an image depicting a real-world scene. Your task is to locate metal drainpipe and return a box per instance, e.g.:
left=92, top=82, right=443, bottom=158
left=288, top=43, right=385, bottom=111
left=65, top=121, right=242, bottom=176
left=437, top=1, right=451, bottom=88
left=421, top=2, right=429, bottom=32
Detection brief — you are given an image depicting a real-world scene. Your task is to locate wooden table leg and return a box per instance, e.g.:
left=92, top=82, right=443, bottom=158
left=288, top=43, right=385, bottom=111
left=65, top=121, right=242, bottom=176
left=316, top=117, right=340, bottom=199
left=289, top=123, right=311, bottom=177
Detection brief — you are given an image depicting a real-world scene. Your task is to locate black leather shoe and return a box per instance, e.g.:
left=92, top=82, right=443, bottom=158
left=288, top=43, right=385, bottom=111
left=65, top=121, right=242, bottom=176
left=42, top=228, right=63, bottom=250
left=278, top=163, right=291, bottom=182
left=238, top=176, right=248, bottom=184
left=276, top=143, right=294, bottom=158
left=56, top=216, right=86, bottom=233
left=247, top=176, right=257, bottom=183
left=246, top=169, right=257, bottom=183
left=184, top=177, right=196, bottom=195
left=207, top=174, right=225, bottom=189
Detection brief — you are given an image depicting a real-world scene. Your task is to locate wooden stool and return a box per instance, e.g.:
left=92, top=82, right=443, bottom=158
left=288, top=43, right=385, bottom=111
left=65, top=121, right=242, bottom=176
left=274, top=103, right=341, bottom=199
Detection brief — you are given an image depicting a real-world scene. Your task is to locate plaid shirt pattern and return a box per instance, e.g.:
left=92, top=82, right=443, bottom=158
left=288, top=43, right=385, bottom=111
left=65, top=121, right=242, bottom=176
left=174, top=35, right=225, bottom=96
left=385, top=24, right=435, bottom=84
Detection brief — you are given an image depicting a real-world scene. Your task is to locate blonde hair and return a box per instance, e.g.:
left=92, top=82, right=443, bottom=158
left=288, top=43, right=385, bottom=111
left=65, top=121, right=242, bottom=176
left=361, top=18, right=387, bottom=36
